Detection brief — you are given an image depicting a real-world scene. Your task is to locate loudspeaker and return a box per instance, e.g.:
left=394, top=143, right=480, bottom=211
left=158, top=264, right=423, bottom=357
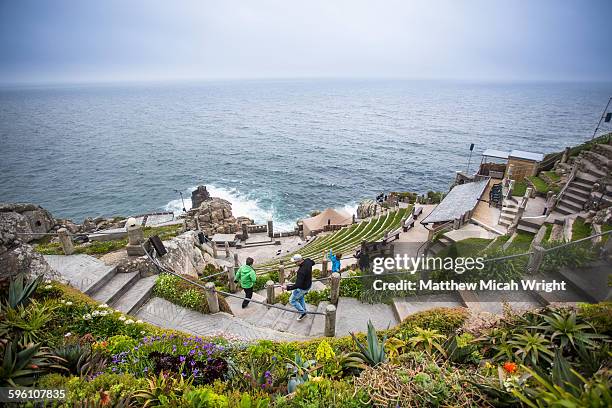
left=605, top=112, right=611, bottom=123
left=149, top=235, right=167, bottom=257
left=198, top=232, right=206, bottom=245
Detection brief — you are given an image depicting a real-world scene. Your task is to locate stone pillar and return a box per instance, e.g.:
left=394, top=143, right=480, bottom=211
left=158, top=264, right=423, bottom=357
left=226, top=266, right=237, bottom=293
left=233, top=253, right=239, bottom=269
left=267, top=219, right=274, bottom=238
left=453, top=218, right=461, bottom=230
left=57, top=228, right=74, bottom=255
left=321, top=252, right=329, bottom=277
left=525, top=186, right=533, bottom=199
left=352, top=214, right=356, bottom=224
left=225, top=241, right=230, bottom=258
left=265, top=280, right=275, bottom=304
left=205, top=282, right=219, bottom=313
left=526, top=245, right=545, bottom=274
left=278, top=262, right=286, bottom=284
left=561, top=146, right=570, bottom=163
left=427, top=228, right=435, bottom=242
left=212, top=244, right=218, bottom=258
left=241, top=223, right=249, bottom=240
left=324, top=304, right=337, bottom=337
left=330, top=272, right=340, bottom=305
left=126, top=220, right=146, bottom=256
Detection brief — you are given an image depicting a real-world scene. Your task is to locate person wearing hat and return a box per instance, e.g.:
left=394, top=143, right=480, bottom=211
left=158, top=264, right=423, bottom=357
left=282, top=254, right=314, bottom=321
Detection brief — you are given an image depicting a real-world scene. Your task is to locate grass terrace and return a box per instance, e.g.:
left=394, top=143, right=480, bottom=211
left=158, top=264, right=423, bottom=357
left=257, top=207, right=410, bottom=272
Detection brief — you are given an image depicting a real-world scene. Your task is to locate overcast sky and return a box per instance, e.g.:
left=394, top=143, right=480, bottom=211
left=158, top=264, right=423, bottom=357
left=1, top=0, right=611, bottom=84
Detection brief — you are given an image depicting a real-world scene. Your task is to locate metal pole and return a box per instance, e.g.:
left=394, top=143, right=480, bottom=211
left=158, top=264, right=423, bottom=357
left=592, top=97, right=612, bottom=139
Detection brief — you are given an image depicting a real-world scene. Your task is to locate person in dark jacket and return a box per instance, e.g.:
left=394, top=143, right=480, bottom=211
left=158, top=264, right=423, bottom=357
left=282, top=254, right=313, bottom=321
left=355, top=248, right=370, bottom=272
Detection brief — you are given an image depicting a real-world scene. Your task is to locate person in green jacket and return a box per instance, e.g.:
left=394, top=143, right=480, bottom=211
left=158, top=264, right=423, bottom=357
left=234, top=257, right=257, bottom=308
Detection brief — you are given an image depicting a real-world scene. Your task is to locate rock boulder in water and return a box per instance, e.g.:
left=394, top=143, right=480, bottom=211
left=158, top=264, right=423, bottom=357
left=191, top=185, right=212, bottom=209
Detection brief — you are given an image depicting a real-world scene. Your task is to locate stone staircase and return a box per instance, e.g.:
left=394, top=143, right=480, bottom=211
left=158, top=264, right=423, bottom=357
left=223, top=292, right=327, bottom=337
left=554, top=143, right=612, bottom=216
left=427, top=234, right=454, bottom=256
left=517, top=216, right=545, bottom=234
left=498, top=198, right=518, bottom=229
left=45, top=254, right=157, bottom=315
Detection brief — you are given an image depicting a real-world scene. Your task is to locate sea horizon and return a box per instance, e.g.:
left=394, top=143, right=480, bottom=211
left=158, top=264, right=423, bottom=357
left=2, top=78, right=611, bottom=227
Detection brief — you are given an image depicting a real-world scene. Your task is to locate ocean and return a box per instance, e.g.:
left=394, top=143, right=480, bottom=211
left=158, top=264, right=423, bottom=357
left=1, top=79, right=611, bottom=230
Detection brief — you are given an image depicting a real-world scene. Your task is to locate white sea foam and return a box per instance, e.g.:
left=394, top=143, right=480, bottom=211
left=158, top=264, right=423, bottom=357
left=164, top=186, right=360, bottom=233
left=164, top=185, right=296, bottom=232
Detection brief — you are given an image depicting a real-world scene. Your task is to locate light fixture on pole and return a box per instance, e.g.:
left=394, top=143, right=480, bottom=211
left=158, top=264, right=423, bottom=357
left=466, top=143, right=475, bottom=175
left=174, top=189, right=187, bottom=212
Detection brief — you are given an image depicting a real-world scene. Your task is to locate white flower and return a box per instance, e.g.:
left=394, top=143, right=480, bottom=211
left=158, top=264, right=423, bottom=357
left=65, top=301, right=73, bottom=306
left=82, top=313, right=92, bottom=321
left=124, top=319, right=134, bottom=325
left=118, top=316, right=126, bottom=321
left=136, top=320, right=143, bottom=324
left=45, top=279, right=52, bottom=284
left=140, top=330, right=146, bottom=335
left=60, top=299, right=66, bottom=304
left=99, top=310, right=108, bottom=316
left=64, top=332, right=72, bottom=337
left=92, top=310, right=100, bottom=317
left=98, top=304, right=108, bottom=308
left=44, top=284, right=52, bottom=289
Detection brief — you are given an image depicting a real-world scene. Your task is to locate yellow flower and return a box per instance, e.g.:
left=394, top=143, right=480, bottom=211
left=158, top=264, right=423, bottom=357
left=315, top=339, right=335, bottom=361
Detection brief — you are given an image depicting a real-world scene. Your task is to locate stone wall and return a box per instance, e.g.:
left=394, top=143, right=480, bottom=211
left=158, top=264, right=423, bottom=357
left=185, top=197, right=240, bottom=236
left=0, top=203, right=57, bottom=280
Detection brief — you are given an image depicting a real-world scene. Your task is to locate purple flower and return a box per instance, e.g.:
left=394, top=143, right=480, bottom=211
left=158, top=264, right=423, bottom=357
left=179, top=356, right=186, bottom=363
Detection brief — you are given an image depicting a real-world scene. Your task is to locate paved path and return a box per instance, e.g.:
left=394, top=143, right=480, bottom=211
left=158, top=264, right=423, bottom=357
left=44, top=254, right=116, bottom=294
left=136, top=297, right=309, bottom=341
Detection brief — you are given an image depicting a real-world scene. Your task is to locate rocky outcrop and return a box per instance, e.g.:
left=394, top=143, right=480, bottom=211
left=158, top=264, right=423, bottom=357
left=356, top=199, right=378, bottom=219
left=0, top=202, right=57, bottom=281
left=0, top=202, right=55, bottom=244
left=115, top=231, right=218, bottom=278
left=191, top=185, right=212, bottom=210
left=185, top=197, right=239, bottom=236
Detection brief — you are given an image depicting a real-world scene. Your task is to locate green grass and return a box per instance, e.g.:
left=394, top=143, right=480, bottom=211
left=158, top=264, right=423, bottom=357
left=542, top=171, right=560, bottom=182
left=512, top=180, right=527, bottom=197
left=571, top=218, right=592, bottom=241
left=511, top=231, right=535, bottom=251
left=543, top=223, right=553, bottom=242
left=527, top=175, right=560, bottom=194
left=257, top=207, right=409, bottom=271
left=35, top=224, right=183, bottom=256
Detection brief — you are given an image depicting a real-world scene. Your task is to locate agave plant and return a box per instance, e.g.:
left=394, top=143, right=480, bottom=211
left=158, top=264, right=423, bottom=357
left=0, top=300, right=56, bottom=344
left=4, top=273, right=44, bottom=309
left=53, top=343, right=108, bottom=377
left=507, top=332, right=554, bottom=366
left=347, top=320, right=387, bottom=367
left=134, top=372, right=192, bottom=408
left=0, top=339, right=64, bottom=386
left=531, top=310, right=607, bottom=350
left=286, top=353, right=317, bottom=393
left=407, top=327, right=447, bottom=356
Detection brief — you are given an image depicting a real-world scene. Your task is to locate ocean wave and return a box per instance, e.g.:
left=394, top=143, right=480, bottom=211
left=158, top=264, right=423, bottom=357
left=164, top=185, right=359, bottom=233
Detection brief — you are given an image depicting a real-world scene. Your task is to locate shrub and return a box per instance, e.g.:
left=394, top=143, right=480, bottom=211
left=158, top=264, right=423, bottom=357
left=154, top=273, right=231, bottom=314
left=578, top=302, right=612, bottom=335
left=389, top=307, right=469, bottom=339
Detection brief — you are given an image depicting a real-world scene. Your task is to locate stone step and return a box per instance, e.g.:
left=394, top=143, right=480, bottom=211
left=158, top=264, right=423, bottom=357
left=225, top=292, right=268, bottom=319
left=593, top=143, right=612, bottom=160
left=286, top=304, right=317, bottom=336
left=113, top=275, right=157, bottom=315
left=43, top=254, right=117, bottom=295
left=517, top=223, right=539, bottom=234
left=582, top=150, right=611, bottom=168
left=309, top=301, right=329, bottom=337
left=556, top=260, right=612, bottom=303
left=575, top=171, right=598, bottom=185
left=271, top=309, right=299, bottom=332
left=565, top=186, right=590, bottom=199
left=562, top=191, right=588, bottom=206
left=558, top=198, right=583, bottom=213
left=554, top=204, right=575, bottom=216
left=568, top=180, right=593, bottom=192
left=91, top=271, right=141, bottom=305
left=500, top=213, right=514, bottom=222
left=502, top=206, right=518, bottom=214
left=579, top=159, right=607, bottom=179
